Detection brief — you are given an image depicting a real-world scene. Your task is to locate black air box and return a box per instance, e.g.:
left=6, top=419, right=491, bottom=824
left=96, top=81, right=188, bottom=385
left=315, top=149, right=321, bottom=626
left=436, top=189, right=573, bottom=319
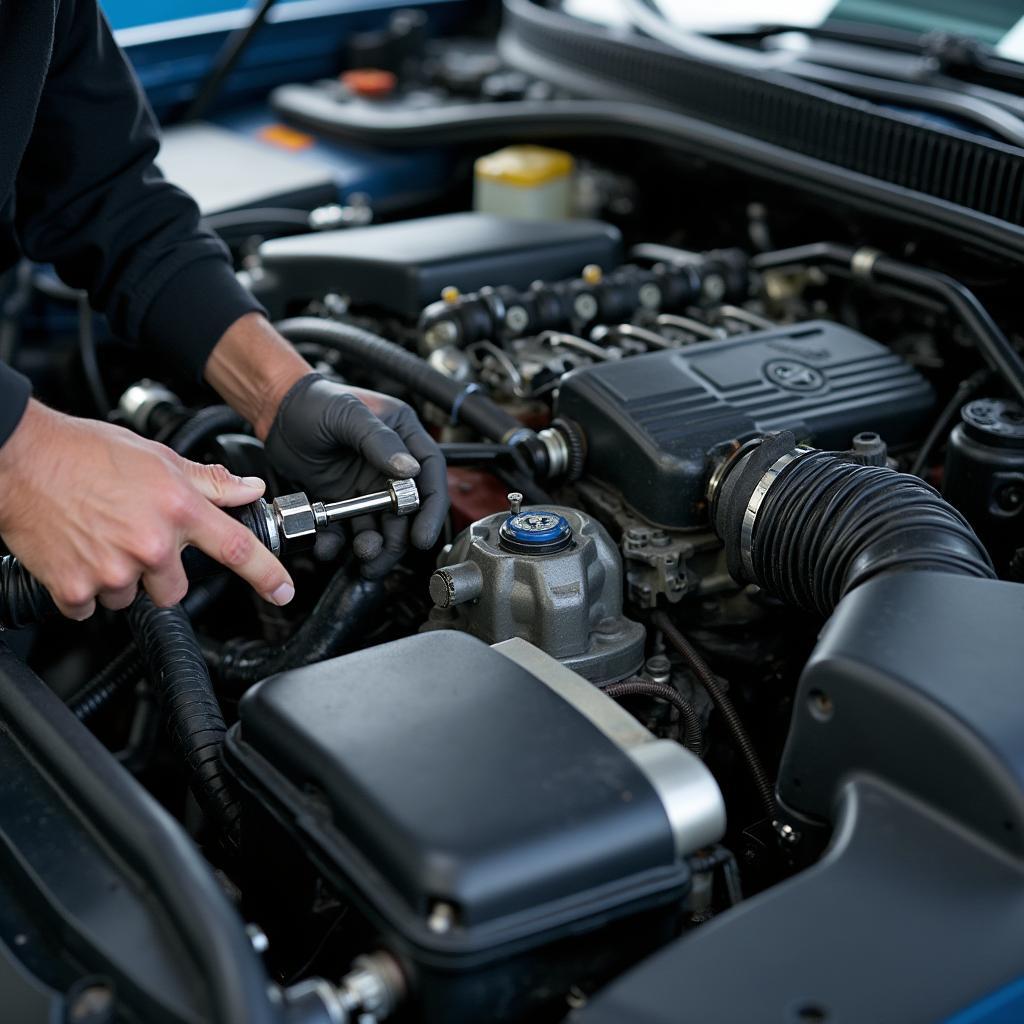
left=226, top=632, right=722, bottom=1023
left=556, top=321, right=934, bottom=528
left=253, top=213, right=622, bottom=317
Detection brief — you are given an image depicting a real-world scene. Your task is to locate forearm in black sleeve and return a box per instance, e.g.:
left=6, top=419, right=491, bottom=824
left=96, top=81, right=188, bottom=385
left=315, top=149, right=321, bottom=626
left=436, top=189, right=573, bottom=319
left=13, top=0, right=263, bottom=378
left=0, top=363, right=31, bottom=448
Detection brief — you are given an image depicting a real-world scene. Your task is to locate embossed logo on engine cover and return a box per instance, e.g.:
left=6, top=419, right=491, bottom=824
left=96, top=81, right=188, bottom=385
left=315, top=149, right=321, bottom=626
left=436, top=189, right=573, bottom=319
left=763, top=359, right=827, bottom=392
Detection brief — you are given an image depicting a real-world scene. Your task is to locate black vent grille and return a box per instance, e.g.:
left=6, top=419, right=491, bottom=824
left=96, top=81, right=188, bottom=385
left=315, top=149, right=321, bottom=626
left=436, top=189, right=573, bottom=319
left=504, top=0, right=1024, bottom=225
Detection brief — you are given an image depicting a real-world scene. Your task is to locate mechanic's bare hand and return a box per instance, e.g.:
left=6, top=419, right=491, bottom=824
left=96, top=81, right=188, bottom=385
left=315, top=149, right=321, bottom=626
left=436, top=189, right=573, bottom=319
left=0, top=400, right=295, bottom=620
left=265, top=373, right=449, bottom=578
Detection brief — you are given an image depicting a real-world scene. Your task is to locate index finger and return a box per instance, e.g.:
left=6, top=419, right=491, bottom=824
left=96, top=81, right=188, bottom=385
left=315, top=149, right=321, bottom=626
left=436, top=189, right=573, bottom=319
left=186, top=501, right=295, bottom=606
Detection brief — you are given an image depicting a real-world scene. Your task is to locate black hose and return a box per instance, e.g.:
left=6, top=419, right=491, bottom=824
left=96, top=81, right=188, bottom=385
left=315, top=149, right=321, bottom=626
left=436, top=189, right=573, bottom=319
left=439, top=442, right=555, bottom=504
left=749, top=242, right=1024, bottom=406
left=0, top=556, right=49, bottom=629
left=715, top=437, right=995, bottom=619
left=69, top=577, right=229, bottom=721
left=0, top=555, right=56, bottom=629
left=127, top=594, right=242, bottom=849
left=166, top=404, right=246, bottom=457
left=202, top=207, right=312, bottom=239
left=274, top=318, right=546, bottom=470
left=78, top=293, right=110, bottom=416
left=207, top=570, right=386, bottom=686
left=601, top=676, right=702, bottom=754
left=71, top=646, right=144, bottom=723
left=652, top=610, right=776, bottom=821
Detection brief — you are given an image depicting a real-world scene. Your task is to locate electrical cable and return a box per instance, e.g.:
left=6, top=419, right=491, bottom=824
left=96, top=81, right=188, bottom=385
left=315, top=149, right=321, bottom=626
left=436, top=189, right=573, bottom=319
left=652, top=610, right=776, bottom=821
left=909, top=368, right=990, bottom=478
left=601, top=676, right=703, bottom=754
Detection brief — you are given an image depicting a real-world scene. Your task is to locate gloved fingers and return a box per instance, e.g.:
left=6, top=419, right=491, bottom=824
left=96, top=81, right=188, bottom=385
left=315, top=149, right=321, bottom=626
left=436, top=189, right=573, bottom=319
left=360, top=513, right=410, bottom=579
left=350, top=514, right=383, bottom=562
left=331, top=397, right=420, bottom=479
left=401, top=427, right=450, bottom=550
left=313, top=525, right=347, bottom=562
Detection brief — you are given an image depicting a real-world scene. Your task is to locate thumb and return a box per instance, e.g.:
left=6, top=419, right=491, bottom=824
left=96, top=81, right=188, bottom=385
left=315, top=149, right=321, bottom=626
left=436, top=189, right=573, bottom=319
left=180, top=460, right=267, bottom=507
left=330, top=396, right=420, bottom=479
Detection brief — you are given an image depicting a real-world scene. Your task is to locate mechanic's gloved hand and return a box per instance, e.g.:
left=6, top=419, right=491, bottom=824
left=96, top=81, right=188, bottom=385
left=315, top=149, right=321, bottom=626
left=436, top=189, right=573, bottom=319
left=265, top=373, right=449, bottom=578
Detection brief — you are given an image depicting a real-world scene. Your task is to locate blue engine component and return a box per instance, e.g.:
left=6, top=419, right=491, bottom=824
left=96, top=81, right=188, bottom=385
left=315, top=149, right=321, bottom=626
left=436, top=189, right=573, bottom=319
left=499, top=511, right=574, bottom=554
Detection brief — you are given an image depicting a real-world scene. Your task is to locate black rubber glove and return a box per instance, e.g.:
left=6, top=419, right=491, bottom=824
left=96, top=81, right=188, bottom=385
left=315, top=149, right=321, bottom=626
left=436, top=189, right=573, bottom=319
left=265, top=373, right=449, bottom=578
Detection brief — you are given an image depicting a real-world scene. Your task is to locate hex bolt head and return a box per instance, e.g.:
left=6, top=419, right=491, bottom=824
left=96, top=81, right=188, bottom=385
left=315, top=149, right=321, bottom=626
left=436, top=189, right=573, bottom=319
left=273, top=492, right=319, bottom=548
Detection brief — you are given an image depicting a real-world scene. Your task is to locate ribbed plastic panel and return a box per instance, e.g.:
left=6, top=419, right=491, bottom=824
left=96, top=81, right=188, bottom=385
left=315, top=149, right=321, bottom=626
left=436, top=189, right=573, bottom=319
left=555, top=320, right=934, bottom=527
left=503, top=0, right=1024, bottom=226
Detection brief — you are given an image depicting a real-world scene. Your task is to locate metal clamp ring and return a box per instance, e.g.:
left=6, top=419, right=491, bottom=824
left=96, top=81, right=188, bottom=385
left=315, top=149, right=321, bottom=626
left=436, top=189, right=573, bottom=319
left=740, top=446, right=814, bottom=579
left=450, top=383, right=482, bottom=425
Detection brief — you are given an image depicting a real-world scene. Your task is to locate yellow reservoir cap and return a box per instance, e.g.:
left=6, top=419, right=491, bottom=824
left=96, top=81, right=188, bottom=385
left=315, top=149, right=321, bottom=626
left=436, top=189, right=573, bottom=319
left=475, top=145, right=574, bottom=189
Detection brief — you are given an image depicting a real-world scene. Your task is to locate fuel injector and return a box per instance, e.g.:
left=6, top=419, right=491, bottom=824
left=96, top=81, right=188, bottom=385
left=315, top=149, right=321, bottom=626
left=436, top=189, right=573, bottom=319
left=234, top=478, right=420, bottom=556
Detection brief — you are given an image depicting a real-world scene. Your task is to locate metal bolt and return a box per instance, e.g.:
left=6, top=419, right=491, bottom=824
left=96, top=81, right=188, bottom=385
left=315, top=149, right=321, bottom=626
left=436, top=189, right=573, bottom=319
left=505, top=305, right=530, bottom=334
left=773, top=820, right=801, bottom=845
left=573, top=292, right=599, bottom=321
left=701, top=273, right=726, bottom=303
left=68, top=983, right=114, bottom=1023
left=246, top=924, right=269, bottom=955
left=427, top=901, right=457, bottom=934
left=424, top=320, right=459, bottom=349
left=638, top=282, right=662, bottom=309
left=508, top=491, right=523, bottom=516
left=996, top=484, right=1024, bottom=512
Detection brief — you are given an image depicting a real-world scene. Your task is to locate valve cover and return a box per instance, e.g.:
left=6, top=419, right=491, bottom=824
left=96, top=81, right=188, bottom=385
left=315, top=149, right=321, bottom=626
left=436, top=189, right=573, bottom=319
left=555, top=320, right=934, bottom=528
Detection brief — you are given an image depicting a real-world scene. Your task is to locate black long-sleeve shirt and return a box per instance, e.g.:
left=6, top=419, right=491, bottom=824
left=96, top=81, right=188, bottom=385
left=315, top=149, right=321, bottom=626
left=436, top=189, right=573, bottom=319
left=0, top=0, right=262, bottom=446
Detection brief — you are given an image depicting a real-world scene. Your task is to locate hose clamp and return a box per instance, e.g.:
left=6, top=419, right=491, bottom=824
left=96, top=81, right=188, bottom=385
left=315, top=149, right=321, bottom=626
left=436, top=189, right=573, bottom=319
left=450, top=383, right=482, bottom=425
left=740, top=446, right=814, bottom=579
left=850, top=247, right=883, bottom=280
left=537, top=426, right=570, bottom=478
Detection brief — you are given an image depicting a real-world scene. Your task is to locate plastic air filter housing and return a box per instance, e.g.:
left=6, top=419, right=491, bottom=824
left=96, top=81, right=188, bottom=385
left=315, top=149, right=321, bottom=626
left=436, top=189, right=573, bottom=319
left=226, top=631, right=724, bottom=1023
left=555, top=320, right=934, bottom=529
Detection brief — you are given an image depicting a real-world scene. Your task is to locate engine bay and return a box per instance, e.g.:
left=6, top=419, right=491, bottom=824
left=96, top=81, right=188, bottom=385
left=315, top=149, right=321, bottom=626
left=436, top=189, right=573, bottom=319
left=2, top=4, right=1024, bottom=1023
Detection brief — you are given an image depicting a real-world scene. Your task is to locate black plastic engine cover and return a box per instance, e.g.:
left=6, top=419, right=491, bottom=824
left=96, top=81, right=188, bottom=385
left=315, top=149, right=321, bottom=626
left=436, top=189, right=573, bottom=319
left=253, top=213, right=622, bottom=317
left=226, top=632, right=691, bottom=1022
left=556, top=320, right=934, bottom=528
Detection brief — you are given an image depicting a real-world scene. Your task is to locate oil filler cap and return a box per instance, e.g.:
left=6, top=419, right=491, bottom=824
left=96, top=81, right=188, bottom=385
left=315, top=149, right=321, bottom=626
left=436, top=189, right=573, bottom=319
left=499, top=510, right=573, bottom=555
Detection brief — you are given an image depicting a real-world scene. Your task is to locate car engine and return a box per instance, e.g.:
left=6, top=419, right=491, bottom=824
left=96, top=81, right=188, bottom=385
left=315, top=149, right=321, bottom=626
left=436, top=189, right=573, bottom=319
left=2, top=6, right=1024, bottom=1023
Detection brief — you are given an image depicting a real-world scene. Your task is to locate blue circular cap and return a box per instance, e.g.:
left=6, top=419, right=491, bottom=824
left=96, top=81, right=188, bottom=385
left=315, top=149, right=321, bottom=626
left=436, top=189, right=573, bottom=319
left=499, top=510, right=573, bottom=554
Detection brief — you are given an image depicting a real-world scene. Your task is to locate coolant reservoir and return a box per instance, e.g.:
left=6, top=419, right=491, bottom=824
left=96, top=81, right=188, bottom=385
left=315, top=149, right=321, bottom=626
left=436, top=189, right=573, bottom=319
left=474, top=145, right=574, bottom=220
